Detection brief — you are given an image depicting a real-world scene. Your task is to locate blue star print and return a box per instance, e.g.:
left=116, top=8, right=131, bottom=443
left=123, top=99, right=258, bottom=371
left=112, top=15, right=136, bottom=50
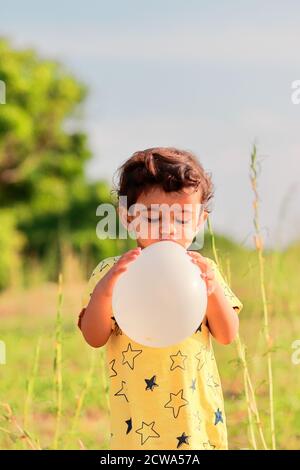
left=214, top=408, right=223, bottom=425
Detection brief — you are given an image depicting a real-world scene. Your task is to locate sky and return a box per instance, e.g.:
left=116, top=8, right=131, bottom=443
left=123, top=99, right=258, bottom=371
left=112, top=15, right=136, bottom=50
left=1, top=0, right=300, bottom=249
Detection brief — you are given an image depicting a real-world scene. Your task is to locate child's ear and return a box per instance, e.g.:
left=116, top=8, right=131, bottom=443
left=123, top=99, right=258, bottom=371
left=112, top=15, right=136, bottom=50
left=118, top=206, right=137, bottom=239
left=195, top=209, right=209, bottom=231
left=202, top=210, right=209, bottom=224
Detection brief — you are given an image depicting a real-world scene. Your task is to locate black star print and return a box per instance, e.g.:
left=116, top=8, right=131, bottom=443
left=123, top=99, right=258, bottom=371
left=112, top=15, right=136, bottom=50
left=109, top=359, right=117, bottom=378
left=136, top=421, right=160, bottom=445
left=170, top=350, right=187, bottom=371
left=114, top=381, right=129, bottom=402
left=99, top=261, right=111, bottom=272
left=145, top=375, right=159, bottom=391
left=164, top=389, right=189, bottom=418
left=122, top=343, right=142, bottom=370
left=125, top=418, right=132, bottom=434
left=195, top=322, right=202, bottom=334
left=190, top=378, right=196, bottom=392
left=177, top=432, right=190, bottom=448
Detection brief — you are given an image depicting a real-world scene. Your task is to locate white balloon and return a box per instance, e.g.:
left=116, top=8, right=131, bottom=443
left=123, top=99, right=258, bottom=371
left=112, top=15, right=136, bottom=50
left=112, top=241, right=207, bottom=348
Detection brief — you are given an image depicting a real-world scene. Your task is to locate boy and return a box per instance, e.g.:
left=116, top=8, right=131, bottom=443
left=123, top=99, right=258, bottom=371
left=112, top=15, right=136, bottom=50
left=78, top=147, right=243, bottom=450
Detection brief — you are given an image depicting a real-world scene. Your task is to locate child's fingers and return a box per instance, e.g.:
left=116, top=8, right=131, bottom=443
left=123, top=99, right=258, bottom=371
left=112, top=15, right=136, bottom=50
left=113, top=257, right=139, bottom=276
left=120, top=247, right=141, bottom=260
left=189, top=256, right=212, bottom=275
left=189, top=256, right=215, bottom=286
left=201, top=270, right=214, bottom=280
left=187, top=251, right=206, bottom=260
left=187, top=251, right=210, bottom=269
left=116, top=247, right=141, bottom=269
left=125, top=247, right=142, bottom=256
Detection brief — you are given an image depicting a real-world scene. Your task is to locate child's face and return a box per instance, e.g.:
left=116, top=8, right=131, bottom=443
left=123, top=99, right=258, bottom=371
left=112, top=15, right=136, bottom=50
left=125, top=186, right=208, bottom=250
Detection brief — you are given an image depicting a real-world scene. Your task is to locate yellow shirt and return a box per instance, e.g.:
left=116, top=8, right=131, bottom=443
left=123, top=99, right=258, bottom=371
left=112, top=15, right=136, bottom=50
left=79, top=255, right=243, bottom=450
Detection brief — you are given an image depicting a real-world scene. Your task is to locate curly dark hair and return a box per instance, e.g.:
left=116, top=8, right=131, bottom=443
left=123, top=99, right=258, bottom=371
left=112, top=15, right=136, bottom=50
left=112, top=147, right=214, bottom=213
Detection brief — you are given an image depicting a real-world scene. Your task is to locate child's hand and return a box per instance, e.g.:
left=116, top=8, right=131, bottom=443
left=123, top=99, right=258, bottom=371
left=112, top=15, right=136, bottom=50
left=100, top=247, right=142, bottom=297
left=187, top=251, right=217, bottom=296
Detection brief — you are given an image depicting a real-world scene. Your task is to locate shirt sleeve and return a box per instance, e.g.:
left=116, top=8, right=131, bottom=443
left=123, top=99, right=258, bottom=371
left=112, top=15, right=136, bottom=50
left=77, top=256, right=120, bottom=331
left=207, top=258, right=244, bottom=314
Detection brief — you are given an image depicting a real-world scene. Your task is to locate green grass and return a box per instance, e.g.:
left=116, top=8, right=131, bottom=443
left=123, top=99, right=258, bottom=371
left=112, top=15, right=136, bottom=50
left=0, top=292, right=110, bottom=450
left=1, top=144, right=300, bottom=449
left=0, top=241, right=299, bottom=449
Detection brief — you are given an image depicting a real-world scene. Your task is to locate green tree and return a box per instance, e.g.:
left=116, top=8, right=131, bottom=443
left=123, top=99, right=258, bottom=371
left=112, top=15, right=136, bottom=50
left=0, top=39, right=120, bottom=288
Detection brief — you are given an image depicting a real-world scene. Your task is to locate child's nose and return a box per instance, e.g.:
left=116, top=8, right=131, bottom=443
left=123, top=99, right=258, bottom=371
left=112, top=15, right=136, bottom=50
left=160, top=220, right=178, bottom=238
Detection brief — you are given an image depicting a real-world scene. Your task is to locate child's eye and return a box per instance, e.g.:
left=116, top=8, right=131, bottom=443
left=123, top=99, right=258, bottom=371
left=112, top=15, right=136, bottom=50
left=176, top=219, right=191, bottom=225
left=144, top=216, right=191, bottom=224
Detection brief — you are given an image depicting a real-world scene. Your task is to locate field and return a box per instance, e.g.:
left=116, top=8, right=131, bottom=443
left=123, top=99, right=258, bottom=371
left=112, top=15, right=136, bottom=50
left=0, top=238, right=299, bottom=450
left=1, top=29, right=299, bottom=452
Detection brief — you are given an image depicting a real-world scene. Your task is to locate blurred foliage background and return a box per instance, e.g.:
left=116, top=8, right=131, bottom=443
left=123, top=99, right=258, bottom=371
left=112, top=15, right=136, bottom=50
left=0, top=39, right=299, bottom=450
left=0, top=38, right=128, bottom=292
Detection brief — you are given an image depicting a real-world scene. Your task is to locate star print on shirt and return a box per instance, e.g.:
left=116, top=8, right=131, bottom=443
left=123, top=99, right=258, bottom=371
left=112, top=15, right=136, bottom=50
left=109, top=359, right=117, bottom=378
left=177, top=432, right=190, bottom=448
left=206, top=373, right=220, bottom=396
left=145, top=375, right=159, bottom=391
left=190, top=378, right=197, bottom=392
left=201, top=343, right=215, bottom=362
left=195, top=322, right=202, bottom=334
left=194, top=348, right=206, bottom=371
left=125, top=418, right=132, bottom=434
left=223, top=284, right=238, bottom=303
left=202, top=440, right=216, bottom=450
left=195, top=344, right=215, bottom=370
left=98, top=260, right=111, bottom=272
left=193, top=410, right=202, bottom=431
left=164, top=389, right=189, bottom=419
left=114, top=381, right=129, bottom=402
left=170, top=350, right=187, bottom=371
left=122, top=343, right=142, bottom=370
left=136, top=421, right=160, bottom=445
left=214, top=408, right=223, bottom=425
